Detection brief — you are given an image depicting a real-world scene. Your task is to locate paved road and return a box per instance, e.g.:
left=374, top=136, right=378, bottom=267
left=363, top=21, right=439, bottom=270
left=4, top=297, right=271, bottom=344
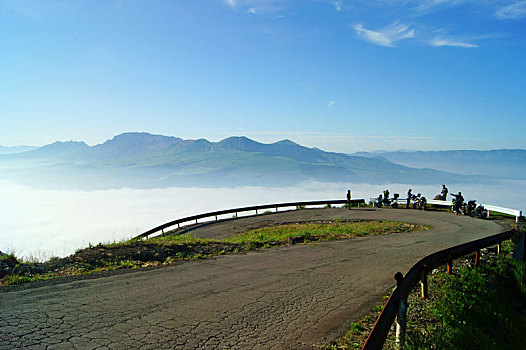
left=0, top=208, right=506, bottom=349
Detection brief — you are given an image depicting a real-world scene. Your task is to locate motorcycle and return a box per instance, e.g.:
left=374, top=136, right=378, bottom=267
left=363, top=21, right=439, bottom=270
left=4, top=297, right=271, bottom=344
left=375, top=193, right=400, bottom=208
left=475, top=204, right=488, bottom=219
left=412, top=193, right=427, bottom=210
left=466, top=200, right=477, bottom=216
left=466, top=199, right=488, bottom=219
left=390, top=193, right=400, bottom=208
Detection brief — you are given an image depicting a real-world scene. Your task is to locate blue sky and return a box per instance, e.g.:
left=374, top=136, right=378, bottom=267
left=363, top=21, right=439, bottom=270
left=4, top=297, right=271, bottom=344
left=1, top=0, right=525, bottom=152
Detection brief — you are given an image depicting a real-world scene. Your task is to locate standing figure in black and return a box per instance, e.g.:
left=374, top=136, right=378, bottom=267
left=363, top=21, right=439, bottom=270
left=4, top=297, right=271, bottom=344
left=383, top=189, right=390, bottom=206
left=406, top=189, right=412, bottom=209
left=452, top=192, right=464, bottom=215
left=441, top=185, right=448, bottom=200
left=346, top=189, right=351, bottom=210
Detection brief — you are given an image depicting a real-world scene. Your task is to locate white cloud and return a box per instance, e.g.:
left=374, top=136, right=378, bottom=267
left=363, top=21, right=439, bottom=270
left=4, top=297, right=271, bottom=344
left=415, top=0, right=468, bottom=12
left=332, top=1, right=343, bottom=12
left=328, top=101, right=336, bottom=108
left=496, top=1, right=526, bottom=19
left=353, top=22, right=415, bottom=47
left=222, top=0, right=287, bottom=16
left=429, top=37, right=478, bottom=47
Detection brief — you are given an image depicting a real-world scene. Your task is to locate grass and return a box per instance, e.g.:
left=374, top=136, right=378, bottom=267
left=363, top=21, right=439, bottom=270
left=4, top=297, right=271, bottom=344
left=147, top=220, right=428, bottom=246
left=3, top=273, right=56, bottom=285
left=1, top=220, right=427, bottom=286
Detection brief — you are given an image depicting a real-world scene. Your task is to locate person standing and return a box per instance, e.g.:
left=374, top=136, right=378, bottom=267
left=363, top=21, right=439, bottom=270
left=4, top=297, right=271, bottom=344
left=346, top=189, right=351, bottom=210
left=406, top=189, right=412, bottom=208
left=452, top=192, right=464, bottom=215
left=441, top=185, right=448, bottom=200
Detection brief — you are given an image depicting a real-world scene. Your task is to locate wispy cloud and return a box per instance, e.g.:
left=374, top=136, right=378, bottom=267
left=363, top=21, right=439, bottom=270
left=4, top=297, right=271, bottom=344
left=224, top=0, right=237, bottom=8
left=328, top=101, right=336, bottom=108
left=332, top=1, right=343, bottom=12
left=353, top=22, right=415, bottom=47
left=429, top=36, right=478, bottom=48
left=415, top=0, right=468, bottom=12
left=495, top=1, right=526, bottom=19
left=222, top=0, right=288, bottom=16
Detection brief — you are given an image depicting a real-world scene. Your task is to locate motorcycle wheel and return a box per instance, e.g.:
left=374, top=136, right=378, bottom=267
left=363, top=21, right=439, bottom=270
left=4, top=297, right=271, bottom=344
left=391, top=202, right=398, bottom=209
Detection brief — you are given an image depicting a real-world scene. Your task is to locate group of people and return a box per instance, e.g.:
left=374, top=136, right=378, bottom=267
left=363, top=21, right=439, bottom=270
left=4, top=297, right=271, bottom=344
left=346, top=185, right=465, bottom=213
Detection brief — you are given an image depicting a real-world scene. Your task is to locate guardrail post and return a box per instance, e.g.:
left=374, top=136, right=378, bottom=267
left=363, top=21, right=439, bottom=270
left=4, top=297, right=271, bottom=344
left=394, top=272, right=407, bottom=348
left=517, top=215, right=524, bottom=231
left=215, top=215, right=218, bottom=221
left=162, top=229, right=164, bottom=235
left=513, top=228, right=526, bottom=262
left=276, top=207, right=278, bottom=212
left=256, top=209, right=258, bottom=215
left=420, top=266, right=428, bottom=299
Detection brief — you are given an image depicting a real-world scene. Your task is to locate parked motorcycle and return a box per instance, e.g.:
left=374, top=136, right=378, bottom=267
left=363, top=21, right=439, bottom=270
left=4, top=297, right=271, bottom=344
left=375, top=193, right=400, bottom=208
left=475, top=204, right=488, bottom=219
left=412, top=193, right=427, bottom=210
left=466, top=200, right=477, bottom=216
left=391, top=193, right=400, bottom=208
left=465, top=199, right=488, bottom=219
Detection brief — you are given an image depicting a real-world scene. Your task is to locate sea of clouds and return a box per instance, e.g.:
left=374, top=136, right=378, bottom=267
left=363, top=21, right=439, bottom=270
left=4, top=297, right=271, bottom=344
left=1, top=179, right=524, bottom=259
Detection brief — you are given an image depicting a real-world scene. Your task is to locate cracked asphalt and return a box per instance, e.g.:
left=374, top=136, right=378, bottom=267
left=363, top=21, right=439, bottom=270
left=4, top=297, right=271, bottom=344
left=0, top=208, right=506, bottom=349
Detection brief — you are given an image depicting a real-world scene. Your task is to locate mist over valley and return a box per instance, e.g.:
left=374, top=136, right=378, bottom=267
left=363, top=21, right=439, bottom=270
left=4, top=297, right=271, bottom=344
left=1, top=133, right=524, bottom=259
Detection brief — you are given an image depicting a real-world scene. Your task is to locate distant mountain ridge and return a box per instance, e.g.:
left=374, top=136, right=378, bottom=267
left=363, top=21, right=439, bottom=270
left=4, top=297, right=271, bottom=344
left=0, top=132, right=485, bottom=189
left=353, top=150, right=526, bottom=180
left=0, top=145, right=36, bottom=154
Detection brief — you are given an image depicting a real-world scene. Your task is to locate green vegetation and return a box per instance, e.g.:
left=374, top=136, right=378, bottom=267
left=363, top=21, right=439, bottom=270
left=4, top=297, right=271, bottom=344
left=1, top=220, right=426, bottom=286
left=328, top=240, right=526, bottom=350
left=3, top=273, right=56, bottom=285
left=408, top=251, right=526, bottom=349
left=148, top=220, right=427, bottom=246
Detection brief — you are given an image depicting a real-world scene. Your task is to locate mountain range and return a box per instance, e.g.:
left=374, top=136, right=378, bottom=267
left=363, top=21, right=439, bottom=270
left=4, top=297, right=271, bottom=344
left=0, top=132, right=509, bottom=189
left=0, top=145, right=36, bottom=154
left=353, top=150, right=526, bottom=180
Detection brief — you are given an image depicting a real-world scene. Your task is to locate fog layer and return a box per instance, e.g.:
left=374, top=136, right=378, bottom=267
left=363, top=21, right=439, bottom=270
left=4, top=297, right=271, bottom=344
left=1, top=179, right=524, bottom=259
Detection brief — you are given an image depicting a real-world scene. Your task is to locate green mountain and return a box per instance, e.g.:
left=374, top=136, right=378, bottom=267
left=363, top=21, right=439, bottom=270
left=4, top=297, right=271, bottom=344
left=0, top=133, right=478, bottom=189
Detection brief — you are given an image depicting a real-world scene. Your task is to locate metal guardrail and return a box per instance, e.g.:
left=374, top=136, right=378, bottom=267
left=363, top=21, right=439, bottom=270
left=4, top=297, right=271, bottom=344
left=371, top=198, right=523, bottom=222
left=362, top=228, right=516, bottom=349
left=134, top=199, right=366, bottom=239
left=482, top=204, right=522, bottom=220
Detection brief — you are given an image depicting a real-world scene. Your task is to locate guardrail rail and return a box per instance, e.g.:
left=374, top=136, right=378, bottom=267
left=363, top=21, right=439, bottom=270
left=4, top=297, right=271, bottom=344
left=134, top=199, right=366, bottom=239
left=362, top=228, right=516, bottom=349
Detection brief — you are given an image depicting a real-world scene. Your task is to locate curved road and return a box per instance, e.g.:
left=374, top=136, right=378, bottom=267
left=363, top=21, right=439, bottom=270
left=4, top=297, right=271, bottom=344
left=0, top=208, right=507, bottom=349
